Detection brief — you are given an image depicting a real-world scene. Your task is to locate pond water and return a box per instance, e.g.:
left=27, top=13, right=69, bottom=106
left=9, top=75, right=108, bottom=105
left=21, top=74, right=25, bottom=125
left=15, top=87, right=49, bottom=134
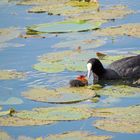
left=0, top=0, right=140, bottom=140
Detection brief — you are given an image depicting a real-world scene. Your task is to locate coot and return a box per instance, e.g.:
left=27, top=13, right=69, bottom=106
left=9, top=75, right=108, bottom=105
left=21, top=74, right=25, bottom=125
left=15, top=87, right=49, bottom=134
left=87, top=55, right=140, bottom=83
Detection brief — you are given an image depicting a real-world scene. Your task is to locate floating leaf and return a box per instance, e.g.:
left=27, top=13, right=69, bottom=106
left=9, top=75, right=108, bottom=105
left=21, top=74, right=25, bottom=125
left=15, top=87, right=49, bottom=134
left=18, top=0, right=69, bottom=6
left=0, top=70, right=25, bottom=80
left=100, top=55, right=128, bottom=65
left=45, top=131, right=111, bottom=140
left=0, top=131, right=11, bottom=140
left=0, top=27, right=20, bottom=43
left=95, top=85, right=140, bottom=97
left=0, top=116, right=54, bottom=126
left=33, top=50, right=95, bottom=73
left=74, top=5, right=133, bottom=23
left=28, top=20, right=102, bottom=34
left=33, top=62, right=65, bottom=73
left=53, top=38, right=106, bottom=50
left=96, top=23, right=140, bottom=38
left=0, top=130, right=111, bottom=140
left=0, top=110, right=11, bottom=117
left=0, top=97, right=23, bottom=105
left=0, top=28, right=23, bottom=50
left=22, top=87, right=95, bottom=104
left=93, top=105, right=140, bottom=133
left=15, top=106, right=92, bottom=121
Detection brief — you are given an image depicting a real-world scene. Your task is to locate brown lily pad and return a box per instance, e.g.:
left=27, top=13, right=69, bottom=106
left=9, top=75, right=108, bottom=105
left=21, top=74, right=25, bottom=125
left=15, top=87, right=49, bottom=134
left=0, top=116, right=54, bottom=126
left=0, top=70, right=25, bottom=80
left=22, top=87, right=96, bottom=104
left=45, top=131, right=111, bottom=140
left=93, top=105, right=140, bottom=133
left=96, top=23, right=140, bottom=38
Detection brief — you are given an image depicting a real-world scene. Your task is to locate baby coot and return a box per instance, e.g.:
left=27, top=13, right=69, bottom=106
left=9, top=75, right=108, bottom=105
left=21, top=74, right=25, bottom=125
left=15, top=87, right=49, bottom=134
left=87, top=55, right=140, bottom=83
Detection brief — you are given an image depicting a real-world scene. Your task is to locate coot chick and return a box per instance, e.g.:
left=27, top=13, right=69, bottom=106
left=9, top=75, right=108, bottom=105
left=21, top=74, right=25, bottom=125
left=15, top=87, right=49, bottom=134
left=87, top=55, right=140, bottom=83
left=69, top=75, right=88, bottom=87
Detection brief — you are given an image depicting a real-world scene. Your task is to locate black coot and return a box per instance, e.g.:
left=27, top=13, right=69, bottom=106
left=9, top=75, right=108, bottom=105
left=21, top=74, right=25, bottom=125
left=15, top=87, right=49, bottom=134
left=87, top=55, right=140, bottom=82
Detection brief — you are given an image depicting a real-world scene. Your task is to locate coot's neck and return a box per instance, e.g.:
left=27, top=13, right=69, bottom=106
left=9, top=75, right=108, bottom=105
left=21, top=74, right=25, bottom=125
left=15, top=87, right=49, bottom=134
left=91, top=60, right=106, bottom=78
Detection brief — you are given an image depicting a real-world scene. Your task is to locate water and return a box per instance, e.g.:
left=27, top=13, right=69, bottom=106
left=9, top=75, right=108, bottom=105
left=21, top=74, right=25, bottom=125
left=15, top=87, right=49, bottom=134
left=0, top=0, right=140, bottom=139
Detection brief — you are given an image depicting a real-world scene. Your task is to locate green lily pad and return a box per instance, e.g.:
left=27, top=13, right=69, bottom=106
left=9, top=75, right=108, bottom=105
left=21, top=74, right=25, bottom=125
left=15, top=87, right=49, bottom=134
left=22, top=87, right=96, bottom=104
left=45, top=131, right=111, bottom=140
left=28, top=20, right=101, bottom=34
left=15, top=106, right=92, bottom=121
left=96, top=23, right=140, bottom=38
left=100, top=55, right=128, bottom=65
left=0, top=70, right=25, bottom=80
left=33, top=62, right=65, bottom=73
left=93, top=105, right=140, bottom=133
left=0, top=97, right=23, bottom=105
left=95, top=85, right=140, bottom=97
left=33, top=50, right=96, bottom=73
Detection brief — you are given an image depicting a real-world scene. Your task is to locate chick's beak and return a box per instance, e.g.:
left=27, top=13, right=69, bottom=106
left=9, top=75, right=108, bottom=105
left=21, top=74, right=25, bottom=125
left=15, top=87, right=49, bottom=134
left=87, top=63, right=92, bottom=79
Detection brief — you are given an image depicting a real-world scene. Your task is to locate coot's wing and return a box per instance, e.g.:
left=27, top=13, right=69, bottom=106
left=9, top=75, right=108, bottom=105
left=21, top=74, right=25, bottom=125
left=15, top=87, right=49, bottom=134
left=108, top=55, right=140, bottom=78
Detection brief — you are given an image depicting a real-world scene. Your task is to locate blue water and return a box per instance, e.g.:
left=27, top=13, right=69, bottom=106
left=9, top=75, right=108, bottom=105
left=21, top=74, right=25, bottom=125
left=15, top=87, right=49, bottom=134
left=0, top=0, right=140, bottom=140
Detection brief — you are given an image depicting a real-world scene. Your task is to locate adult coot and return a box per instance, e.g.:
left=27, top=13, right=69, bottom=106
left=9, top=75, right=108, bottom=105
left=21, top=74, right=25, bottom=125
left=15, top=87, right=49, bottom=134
left=87, top=55, right=140, bottom=83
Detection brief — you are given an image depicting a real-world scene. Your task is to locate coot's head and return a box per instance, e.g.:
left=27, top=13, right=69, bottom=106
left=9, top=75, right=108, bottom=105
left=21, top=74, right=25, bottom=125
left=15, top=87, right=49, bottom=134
left=87, top=58, right=106, bottom=81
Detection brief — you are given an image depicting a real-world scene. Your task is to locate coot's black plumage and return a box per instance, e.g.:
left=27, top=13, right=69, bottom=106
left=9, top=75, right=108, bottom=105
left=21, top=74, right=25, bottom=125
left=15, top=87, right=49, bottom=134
left=87, top=55, right=140, bottom=81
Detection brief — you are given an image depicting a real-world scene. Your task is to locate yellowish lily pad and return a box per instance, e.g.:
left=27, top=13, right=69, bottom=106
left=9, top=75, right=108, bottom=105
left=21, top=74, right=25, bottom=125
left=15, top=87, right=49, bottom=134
left=0, top=27, right=20, bottom=43
left=0, top=27, right=23, bottom=50
left=96, top=23, right=140, bottom=38
left=15, top=106, right=92, bottom=121
left=0, top=97, right=23, bottom=105
left=0, top=130, right=111, bottom=140
left=53, top=38, right=106, bottom=50
left=27, top=0, right=99, bottom=16
left=0, top=70, right=25, bottom=80
left=73, top=5, right=133, bottom=23
left=0, top=116, right=54, bottom=126
left=95, top=85, right=140, bottom=97
left=100, top=55, right=128, bottom=65
left=45, top=131, right=111, bottom=140
left=0, top=131, right=11, bottom=140
left=22, top=87, right=95, bottom=104
left=93, top=105, right=140, bottom=133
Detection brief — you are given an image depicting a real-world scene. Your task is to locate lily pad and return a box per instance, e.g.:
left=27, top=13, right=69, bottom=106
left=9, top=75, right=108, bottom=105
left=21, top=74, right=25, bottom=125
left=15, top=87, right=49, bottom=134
left=100, top=54, right=129, bottom=65
left=33, top=62, right=65, bottom=73
left=96, top=23, right=140, bottom=38
left=0, top=70, right=25, bottom=80
left=33, top=50, right=95, bottom=73
left=95, top=85, right=140, bottom=97
left=22, top=87, right=96, bottom=104
left=0, top=131, right=11, bottom=140
left=45, top=131, right=111, bottom=140
left=93, top=105, right=140, bottom=133
left=72, top=5, right=133, bottom=23
left=53, top=38, right=106, bottom=50
left=0, top=116, right=54, bottom=126
left=0, top=27, right=21, bottom=43
left=15, top=106, right=92, bottom=121
left=28, top=0, right=99, bottom=16
left=0, top=97, right=23, bottom=105
left=28, top=20, right=102, bottom=34
left=18, top=0, right=69, bottom=6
